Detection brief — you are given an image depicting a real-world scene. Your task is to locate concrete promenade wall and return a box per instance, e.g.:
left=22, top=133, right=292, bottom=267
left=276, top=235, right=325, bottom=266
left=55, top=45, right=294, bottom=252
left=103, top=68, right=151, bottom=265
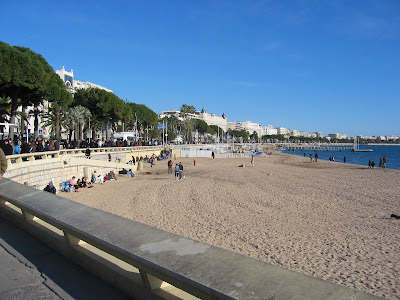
left=0, top=178, right=382, bottom=300
left=4, top=146, right=181, bottom=192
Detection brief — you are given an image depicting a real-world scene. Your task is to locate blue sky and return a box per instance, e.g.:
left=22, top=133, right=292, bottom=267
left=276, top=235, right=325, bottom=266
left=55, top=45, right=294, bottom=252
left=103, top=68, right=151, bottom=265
left=1, top=0, right=399, bottom=136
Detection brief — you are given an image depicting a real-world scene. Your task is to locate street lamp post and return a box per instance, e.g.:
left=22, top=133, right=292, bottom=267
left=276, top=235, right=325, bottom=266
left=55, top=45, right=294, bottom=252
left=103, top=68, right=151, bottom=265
left=135, top=113, right=137, bottom=142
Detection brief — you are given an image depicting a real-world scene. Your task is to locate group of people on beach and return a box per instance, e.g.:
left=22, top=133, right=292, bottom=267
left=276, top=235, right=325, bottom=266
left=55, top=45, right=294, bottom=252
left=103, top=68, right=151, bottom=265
left=167, top=159, right=184, bottom=180
left=43, top=169, right=125, bottom=194
left=369, top=156, right=387, bottom=169
left=306, top=152, right=319, bottom=162
left=328, top=156, right=346, bottom=163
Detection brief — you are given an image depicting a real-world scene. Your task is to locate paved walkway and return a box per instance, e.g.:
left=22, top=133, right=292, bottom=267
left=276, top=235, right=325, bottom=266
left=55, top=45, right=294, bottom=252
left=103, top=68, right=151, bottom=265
left=0, top=217, right=130, bottom=300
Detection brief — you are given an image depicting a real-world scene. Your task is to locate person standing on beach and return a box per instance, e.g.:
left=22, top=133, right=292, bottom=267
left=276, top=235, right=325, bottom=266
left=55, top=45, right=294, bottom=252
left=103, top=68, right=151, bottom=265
left=174, top=164, right=180, bottom=179
left=178, top=162, right=184, bottom=180
left=193, top=159, right=196, bottom=167
left=315, top=152, right=318, bottom=162
left=251, top=155, right=255, bottom=167
left=211, top=151, right=215, bottom=159
left=309, top=153, right=313, bottom=162
left=343, top=156, right=346, bottom=163
left=383, top=155, right=387, bottom=168
left=167, top=159, right=173, bottom=174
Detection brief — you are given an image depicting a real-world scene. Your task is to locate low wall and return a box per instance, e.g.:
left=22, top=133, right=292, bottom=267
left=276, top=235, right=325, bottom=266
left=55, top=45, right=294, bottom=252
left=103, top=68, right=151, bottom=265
left=0, top=179, right=381, bottom=300
left=5, top=157, right=121, bottom=192
left=4, top=146, right=178, bottom=192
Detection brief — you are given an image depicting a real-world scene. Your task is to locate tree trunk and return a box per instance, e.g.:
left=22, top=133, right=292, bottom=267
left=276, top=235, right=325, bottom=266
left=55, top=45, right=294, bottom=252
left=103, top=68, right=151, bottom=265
left=9, top=94, right=19, bottom=141
left=105, top=121, right=109, bottom=140
left=20, top=106, right=26, bottom=141
left=75, top=124, right=79, bottom=141
left=55, top=111, right=61, bottom=141
left=34, top=107, right=39, bottom=138
left=79, top=123, right=84, bottom=141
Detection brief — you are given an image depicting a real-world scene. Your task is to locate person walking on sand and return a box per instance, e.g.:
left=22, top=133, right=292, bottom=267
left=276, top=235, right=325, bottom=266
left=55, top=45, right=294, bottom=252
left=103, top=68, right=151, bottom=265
left=251, top=155, right=255, bottom=167
left=309, top=153, right=313, bottom=162
left=167, top=159, right=173, bottom=174
left=193, top=159, right=196, bottom=167
left=211, top=151, right=215, bottom=159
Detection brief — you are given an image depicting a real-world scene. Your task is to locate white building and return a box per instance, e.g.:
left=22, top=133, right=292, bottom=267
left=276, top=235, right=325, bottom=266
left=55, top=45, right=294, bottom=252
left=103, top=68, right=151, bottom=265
left=56, top=66, right=112, bottom=93
left=260, top=126, right=278, bottom=136
left=226, top=121, right=263, bottom=136
left=328, top=133, right=348, bottom=139
left=160, top=107, right=228, bottom=131
left=311, top=132, right=323, bottom=138
left=276, top=127, right=290, bottom=136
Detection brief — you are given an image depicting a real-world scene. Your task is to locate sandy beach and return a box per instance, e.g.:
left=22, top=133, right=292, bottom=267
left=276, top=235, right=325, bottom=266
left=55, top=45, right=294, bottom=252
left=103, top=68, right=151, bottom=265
left=61, top=153, right=400, bottom=299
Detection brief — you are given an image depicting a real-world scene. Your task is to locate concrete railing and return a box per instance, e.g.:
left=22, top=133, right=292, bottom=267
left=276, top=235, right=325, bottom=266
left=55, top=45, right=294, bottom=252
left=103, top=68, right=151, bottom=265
left=6, top=146, right=164, bottom=168
left=0, top=178, right=381, bottom=300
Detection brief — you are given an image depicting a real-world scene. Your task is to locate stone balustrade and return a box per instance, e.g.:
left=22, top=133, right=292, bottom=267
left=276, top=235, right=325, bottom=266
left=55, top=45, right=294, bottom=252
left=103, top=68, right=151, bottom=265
left=3, top=146, right=172, bottom=192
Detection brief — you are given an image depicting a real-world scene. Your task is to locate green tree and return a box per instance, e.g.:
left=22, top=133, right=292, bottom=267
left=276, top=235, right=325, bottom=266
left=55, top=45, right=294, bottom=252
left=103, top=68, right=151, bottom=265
left=74, top=88, right=128, bottom=140
left=166, top=129, right=176, bottom=142
left=64, top=105, right=91, bottom=141
left=194, top=119, right=209, bottom=134
left=0, top=42, right=69, bottom=140
left=250, top=131, right=258, bottom=142
left=0, top=42, right=72, bottom=140
left=182, top=119, right=196, bottom=143
left=148, top=129, right=159, bottom=140
left=180, top=104, right=196, bottom=119
left=127, top=102, right=158, bottom=139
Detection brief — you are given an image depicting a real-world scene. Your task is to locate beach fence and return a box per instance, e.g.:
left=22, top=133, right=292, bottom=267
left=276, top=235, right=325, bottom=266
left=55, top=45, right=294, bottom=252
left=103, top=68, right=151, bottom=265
left=180, top=149, right=212, bottom=157
left=215, top=152, right=251, bottom=159
left=180, top=149, right=252, bottom=159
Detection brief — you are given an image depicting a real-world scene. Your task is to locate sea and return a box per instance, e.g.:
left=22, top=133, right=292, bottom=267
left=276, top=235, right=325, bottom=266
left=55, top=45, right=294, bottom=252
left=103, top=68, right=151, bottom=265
left=280, top=145, right=400, bottom=170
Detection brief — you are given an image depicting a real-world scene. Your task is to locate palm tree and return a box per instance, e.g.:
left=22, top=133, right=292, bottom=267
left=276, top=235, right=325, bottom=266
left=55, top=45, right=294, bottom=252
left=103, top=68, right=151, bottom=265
left=42, top=109, right=68, bottom=138
left=182, top=119, right=196, bottom=143
left=64, top=106, right=91, bottom=141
